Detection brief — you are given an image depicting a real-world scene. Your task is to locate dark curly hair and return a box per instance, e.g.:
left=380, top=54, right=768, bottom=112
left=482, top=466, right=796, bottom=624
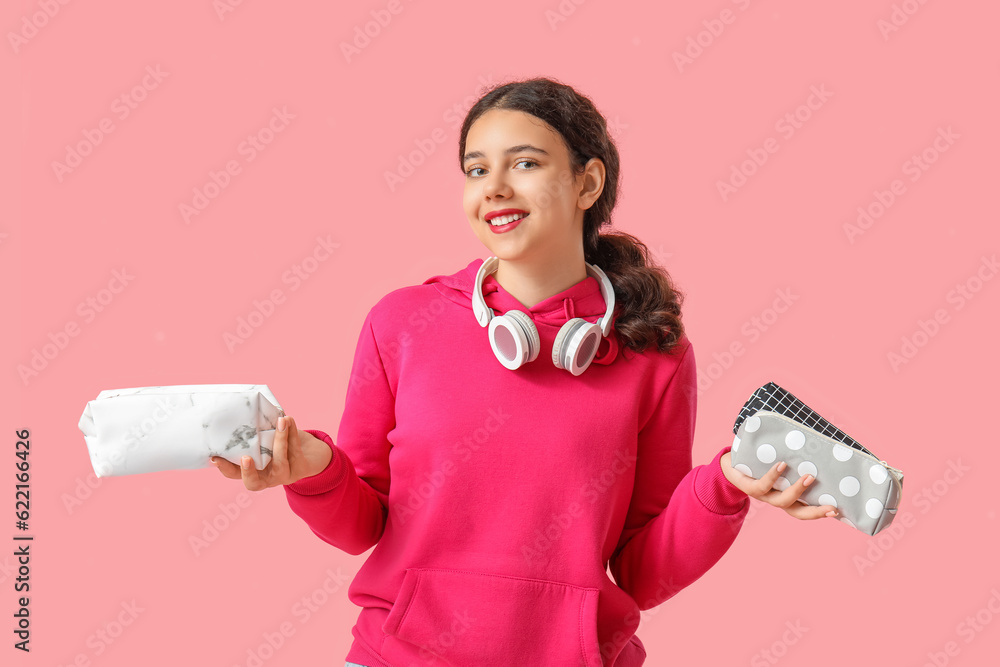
left=458, top=76, right=686, bottom=356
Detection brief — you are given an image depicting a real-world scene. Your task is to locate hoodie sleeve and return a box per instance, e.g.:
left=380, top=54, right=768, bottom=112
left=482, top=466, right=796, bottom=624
left=282, top=309, right=392, bottom=556
left=608, top=341, right=749, bottom=609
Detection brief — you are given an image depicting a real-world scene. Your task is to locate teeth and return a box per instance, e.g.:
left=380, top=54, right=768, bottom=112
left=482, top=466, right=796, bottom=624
left=489, top=213, right=527, bottom=226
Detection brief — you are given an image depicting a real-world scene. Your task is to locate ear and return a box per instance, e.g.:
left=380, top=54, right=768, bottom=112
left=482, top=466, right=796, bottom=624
left=577, top=157, right=606, bottom=211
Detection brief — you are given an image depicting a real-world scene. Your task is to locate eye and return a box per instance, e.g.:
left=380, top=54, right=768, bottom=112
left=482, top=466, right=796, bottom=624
left=465, top=159, right=538, bottom=178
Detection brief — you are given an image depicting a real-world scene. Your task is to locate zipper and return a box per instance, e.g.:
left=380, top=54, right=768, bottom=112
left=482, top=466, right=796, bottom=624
left=758, top=410, right=904, bottom=481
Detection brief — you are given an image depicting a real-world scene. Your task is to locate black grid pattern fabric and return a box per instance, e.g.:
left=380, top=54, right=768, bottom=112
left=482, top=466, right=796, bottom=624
left=733, top=382, right=872, bottom=457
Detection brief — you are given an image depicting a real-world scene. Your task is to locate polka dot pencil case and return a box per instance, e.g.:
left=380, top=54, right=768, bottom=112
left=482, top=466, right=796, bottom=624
left=731, top=383, right=904, bottom=536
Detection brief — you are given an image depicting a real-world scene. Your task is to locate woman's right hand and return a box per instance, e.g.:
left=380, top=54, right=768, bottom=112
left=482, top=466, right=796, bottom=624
left=210, top=415, right=333, bottom=491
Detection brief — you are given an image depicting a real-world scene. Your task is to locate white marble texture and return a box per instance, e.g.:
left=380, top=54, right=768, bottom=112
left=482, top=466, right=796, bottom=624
left=78, top=384, right=285, bottom=477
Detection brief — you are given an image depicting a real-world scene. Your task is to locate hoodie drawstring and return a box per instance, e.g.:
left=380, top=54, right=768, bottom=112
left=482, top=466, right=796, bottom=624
left=562, top=298, right=575, bottom=320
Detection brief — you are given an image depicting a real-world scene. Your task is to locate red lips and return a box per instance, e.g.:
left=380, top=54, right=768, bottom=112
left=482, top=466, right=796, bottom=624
left=484, top=208, right=529, bottom=221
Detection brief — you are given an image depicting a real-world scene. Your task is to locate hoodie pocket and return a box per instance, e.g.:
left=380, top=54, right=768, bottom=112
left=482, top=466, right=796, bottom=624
left=382, top=567, right=604, bottom=666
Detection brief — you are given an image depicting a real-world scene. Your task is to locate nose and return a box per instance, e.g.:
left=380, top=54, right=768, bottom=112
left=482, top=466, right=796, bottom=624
left=482, top=169, right=512, bottom=200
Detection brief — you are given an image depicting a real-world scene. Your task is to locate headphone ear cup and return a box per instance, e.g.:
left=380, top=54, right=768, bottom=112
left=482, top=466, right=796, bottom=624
left=488, top=309, right=539, bottom=370
left=552, top=318, right=603, bottom=376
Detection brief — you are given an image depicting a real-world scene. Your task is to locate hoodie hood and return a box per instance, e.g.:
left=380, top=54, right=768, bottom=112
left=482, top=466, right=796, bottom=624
left=423, top=257, right=620, bottom=365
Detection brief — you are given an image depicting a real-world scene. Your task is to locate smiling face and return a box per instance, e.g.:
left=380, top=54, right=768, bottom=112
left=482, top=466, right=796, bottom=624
left=462, top=109, right=603, bottom=268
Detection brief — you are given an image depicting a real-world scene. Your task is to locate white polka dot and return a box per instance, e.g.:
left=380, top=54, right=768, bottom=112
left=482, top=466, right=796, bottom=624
left=838, top=516, right=856, bottom=528
left=734, top=464, right=754, bottom=477
left=869, top=464, right=887, bottom=484
left=773, top=477, right=791, bottom=491
left=832, top=444, right=853, bottom=462
left=839, top=476, right=860, bottom=497
left=732, top=435, right=740, bottom=453
left=797, top=461, right=817, bottom=478
left=818, top=493, right=838, bottom=508
left=756, top=444, right=776, bottom=464
left=744, top=415, right=761, bottom=433
left=866, top=498, right=884, bottom=519
left=785, top=430, right=805, bottom=450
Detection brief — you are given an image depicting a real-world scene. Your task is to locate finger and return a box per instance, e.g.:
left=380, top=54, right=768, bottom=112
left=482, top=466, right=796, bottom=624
left=720, top=453, right=762, bottom=496
left=239, top=454, right=267, bottom=491
left=784, top=502, right=839, bottom=521
left=210, top=456, right=243, bottom=480
left=768, top=470, right=817, bottom=509
left=271, top=415, right=291, bottom=478
left=750, top=460, right=788, bottom=497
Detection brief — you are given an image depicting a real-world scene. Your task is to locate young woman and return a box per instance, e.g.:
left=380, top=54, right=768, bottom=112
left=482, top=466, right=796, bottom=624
left=212, top=77, right=838, bottom=667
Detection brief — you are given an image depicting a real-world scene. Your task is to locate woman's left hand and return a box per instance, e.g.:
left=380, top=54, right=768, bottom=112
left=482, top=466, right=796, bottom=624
left=720, top=451, right=839, bottom=521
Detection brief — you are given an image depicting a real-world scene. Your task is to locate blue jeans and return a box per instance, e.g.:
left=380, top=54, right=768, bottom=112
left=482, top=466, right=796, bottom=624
left=345, top=663, right=369, bottom=667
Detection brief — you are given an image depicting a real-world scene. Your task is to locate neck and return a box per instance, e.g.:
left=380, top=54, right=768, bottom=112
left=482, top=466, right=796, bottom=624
left=492, top=247, right=588, bottom=309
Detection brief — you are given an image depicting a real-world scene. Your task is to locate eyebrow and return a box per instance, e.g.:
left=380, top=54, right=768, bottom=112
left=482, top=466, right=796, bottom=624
left=462, top=144, right=550, bottom=164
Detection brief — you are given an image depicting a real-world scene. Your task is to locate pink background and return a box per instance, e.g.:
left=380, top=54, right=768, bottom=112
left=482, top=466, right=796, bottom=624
left=5, top=0, right=999, bottom=665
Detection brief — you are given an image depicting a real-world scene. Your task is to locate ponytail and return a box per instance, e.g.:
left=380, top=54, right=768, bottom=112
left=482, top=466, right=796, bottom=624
left=586, top=230, right=685, bottom=356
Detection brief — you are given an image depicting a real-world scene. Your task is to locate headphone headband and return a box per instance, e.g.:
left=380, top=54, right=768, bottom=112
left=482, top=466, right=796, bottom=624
left=472, top=256, right=615, bottom=331
left=472, top=256, right=500, bottom=326
left=585, top=262, right=616, bottom=337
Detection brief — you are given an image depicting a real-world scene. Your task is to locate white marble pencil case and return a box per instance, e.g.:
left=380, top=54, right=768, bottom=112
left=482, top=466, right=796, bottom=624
left=78, top=384, right=284, bottom=477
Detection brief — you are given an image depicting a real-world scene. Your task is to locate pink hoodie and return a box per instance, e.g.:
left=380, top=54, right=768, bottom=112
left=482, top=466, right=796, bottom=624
left=284, top=257, right=749, bottom=666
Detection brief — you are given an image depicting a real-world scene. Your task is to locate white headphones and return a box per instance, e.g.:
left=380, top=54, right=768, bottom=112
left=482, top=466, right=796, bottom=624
left=471, top=256, right=616, bottom=376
